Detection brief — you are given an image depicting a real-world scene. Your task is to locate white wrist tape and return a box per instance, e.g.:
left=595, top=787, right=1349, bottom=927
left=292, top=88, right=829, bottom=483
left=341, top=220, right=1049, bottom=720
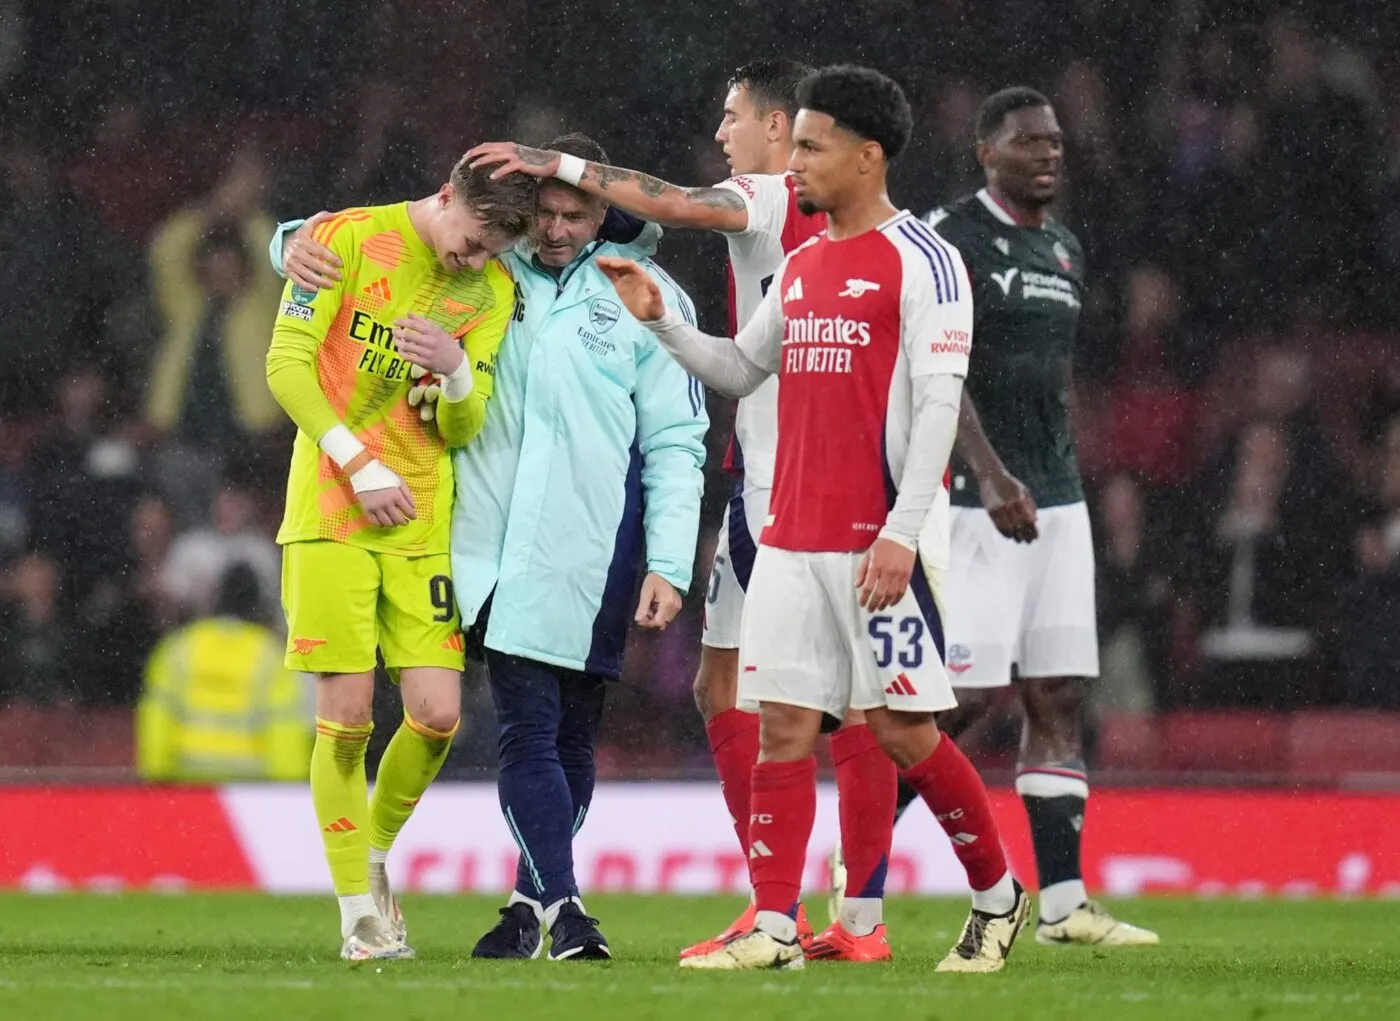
left=440, top=355, right=475, bottom=402
left=349, top=460, right=402, bottom=495
left=556, top=153, right=586, bottom=187
left=318, top=424, right=365, bottom=470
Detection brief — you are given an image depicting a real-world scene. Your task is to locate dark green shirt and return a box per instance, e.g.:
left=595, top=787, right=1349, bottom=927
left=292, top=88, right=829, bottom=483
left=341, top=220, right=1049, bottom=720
left=930, top=190, right=1086, bottom=508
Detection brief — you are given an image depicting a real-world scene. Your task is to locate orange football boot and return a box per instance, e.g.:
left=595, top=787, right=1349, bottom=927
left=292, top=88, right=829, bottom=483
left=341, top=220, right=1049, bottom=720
left=679, top=902, right=816, bottom=959
left=804, top=921, right=893, bottom=962
left=796, top=903, right=815, bottom=952
left=680, top=902, right=757, bottom=959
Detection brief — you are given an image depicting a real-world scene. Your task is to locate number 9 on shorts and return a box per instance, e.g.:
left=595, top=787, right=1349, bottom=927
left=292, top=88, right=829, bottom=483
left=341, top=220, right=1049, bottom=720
left=281, top=540, right=466, bottom=675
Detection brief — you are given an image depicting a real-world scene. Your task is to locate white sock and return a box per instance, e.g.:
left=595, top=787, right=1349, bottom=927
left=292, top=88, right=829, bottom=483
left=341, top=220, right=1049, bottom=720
left=508, top=889, right=546, bottom=926
left=839, top=897, right=883, bottom=937
left=338, top=893, right=377, bottom=937
left=755, top=909, right=797, bottom=943
left=1039, top=879, right=1088, bottom=923
left=543, top=895, right=581, bottom=930
left=368, top=847, right=389, bottom=866
left=970, top=870, right=1017, bottom=916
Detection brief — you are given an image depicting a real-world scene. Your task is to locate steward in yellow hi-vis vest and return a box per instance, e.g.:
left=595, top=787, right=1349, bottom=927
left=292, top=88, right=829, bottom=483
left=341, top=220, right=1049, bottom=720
left=137, top=565, right=309, bottom=781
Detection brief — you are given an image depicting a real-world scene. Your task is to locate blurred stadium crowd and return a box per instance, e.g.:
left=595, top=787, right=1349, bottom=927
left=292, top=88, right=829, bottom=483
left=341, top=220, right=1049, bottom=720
left=2, top=0, right=1400, bottom=777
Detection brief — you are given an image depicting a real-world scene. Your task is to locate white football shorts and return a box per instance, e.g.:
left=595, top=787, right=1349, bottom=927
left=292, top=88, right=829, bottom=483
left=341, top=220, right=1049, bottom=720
left=701, top=484, right=768, bottom=650
left=737, top=544, right=958, bottom=721
left=943, top=501, right=1100, bottom=688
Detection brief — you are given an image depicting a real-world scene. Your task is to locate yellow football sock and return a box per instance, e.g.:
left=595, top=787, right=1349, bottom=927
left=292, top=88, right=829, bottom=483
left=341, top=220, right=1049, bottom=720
left=311, top=718, right=374, bottom=896
left=369, top=712, right=458, bottom=854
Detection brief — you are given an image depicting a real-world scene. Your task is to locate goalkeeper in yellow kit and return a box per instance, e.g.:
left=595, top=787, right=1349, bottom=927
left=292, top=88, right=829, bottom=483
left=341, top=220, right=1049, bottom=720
left=265, top=157, right=537, bottom=961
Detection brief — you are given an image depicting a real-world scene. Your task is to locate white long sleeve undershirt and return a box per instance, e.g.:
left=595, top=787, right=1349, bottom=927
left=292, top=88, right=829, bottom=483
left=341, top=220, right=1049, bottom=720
left=643, top=307, right=772, bottom=398
left=642, top=305, right=964, bottom=554
left=880, top=372, right=963, bottom=551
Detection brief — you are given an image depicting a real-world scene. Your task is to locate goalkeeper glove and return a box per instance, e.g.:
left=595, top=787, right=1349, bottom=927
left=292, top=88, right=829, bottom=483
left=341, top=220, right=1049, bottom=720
left=407, top=363, right=444, bottom=421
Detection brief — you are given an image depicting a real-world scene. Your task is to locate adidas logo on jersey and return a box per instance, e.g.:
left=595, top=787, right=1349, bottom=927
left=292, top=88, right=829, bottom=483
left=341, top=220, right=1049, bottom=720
left=783, top=277, right=804, bottom=302
left=885, top=674, right=919, bottom=697
left=838, top=279, right=881, bottom=298
left=362, top=277, right=393, bottom=301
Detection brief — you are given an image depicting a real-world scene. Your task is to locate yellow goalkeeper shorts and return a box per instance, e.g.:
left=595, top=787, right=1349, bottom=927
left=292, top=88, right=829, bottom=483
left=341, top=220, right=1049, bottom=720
left=280, top=540, right=465, bottom=676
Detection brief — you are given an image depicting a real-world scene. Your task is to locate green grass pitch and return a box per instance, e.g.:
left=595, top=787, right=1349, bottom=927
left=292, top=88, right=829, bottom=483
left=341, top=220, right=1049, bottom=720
left=1, top=894, right=1397, bottom=1020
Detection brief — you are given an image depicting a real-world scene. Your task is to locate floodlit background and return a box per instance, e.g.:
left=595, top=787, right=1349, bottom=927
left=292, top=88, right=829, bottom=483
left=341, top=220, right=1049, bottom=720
left=2, top=0, right=1400, bottom=897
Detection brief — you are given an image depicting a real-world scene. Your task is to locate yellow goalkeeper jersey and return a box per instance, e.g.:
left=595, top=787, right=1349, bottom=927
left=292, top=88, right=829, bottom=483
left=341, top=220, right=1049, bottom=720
left=266, top=202, right=514, bottom=556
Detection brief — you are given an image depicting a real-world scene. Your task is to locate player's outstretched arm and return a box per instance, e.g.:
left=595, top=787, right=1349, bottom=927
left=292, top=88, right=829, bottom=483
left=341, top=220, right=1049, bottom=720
left=467, top=142, right=749, bottom=233
left=597, top=256, right=774, bottom=398
left=954, top=392, right=1038, bottom=543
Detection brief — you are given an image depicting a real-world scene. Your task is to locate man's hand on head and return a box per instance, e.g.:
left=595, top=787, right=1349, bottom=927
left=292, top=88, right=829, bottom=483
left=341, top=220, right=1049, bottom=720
left=466, top=142, right=562, bottom=181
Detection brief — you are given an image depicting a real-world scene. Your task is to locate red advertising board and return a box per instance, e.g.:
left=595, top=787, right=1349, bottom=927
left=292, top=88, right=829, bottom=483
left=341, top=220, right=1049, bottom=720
left=3, top=785, right=1397, bottom=897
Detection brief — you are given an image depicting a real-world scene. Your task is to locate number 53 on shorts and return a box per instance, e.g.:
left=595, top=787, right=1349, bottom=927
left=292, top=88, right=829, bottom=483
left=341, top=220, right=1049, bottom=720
left=868, top=614, right=925, bottom=670
left=281, top=540, right=465, bottom=675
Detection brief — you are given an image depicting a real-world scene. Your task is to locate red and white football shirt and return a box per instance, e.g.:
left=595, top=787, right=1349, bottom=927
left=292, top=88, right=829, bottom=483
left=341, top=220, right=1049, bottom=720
left=734, top=210, right=973, bottom=553
left=713, top=172, right=826, bottom=491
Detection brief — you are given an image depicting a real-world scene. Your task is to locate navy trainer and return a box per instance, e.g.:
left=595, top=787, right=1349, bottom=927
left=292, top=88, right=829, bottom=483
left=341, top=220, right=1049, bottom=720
left=472, top=903, right=543, bottom=959
left=547, top=902, right=611, bottom=961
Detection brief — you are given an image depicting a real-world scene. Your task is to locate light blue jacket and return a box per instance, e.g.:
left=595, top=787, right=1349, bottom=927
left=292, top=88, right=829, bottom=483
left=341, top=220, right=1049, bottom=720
left=459, top=220, right=706, bottom=677
left=270, top=214, right=707, bottom=679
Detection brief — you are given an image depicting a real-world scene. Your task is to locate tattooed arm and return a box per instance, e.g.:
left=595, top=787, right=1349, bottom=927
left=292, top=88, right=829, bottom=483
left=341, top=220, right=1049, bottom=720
left=465, top=141, right=749, bottom=233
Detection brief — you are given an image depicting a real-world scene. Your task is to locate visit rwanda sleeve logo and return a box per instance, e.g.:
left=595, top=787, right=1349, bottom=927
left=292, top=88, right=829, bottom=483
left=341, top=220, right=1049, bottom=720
left=291, top=284, right=318, bottom=306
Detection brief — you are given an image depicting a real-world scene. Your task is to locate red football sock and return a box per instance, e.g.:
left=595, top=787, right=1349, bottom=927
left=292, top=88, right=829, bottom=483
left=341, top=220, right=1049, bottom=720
left=748, top=757, right=817, bottom=917
left=901, top=735, right=1009, bottom=892
left=830, top=724, right=896, bottom=899
left=706, top=709, right=761, bottom=858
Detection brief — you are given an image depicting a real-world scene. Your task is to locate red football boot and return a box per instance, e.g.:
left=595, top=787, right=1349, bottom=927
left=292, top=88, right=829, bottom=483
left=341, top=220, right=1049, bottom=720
left=804, top=921, right=893, bottom=962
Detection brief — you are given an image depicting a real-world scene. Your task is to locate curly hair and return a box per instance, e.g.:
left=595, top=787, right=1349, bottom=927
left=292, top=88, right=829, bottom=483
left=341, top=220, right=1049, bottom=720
left=449, top=157, right=539, bottom=239
left=975, top=86, right=1052, bottom=143
left=795, top=64, right=913, bottom=162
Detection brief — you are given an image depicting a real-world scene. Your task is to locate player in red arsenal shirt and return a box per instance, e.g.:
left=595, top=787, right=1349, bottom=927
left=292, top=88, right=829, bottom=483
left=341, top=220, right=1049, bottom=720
left=600, top=64, right=1030, bottom=974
